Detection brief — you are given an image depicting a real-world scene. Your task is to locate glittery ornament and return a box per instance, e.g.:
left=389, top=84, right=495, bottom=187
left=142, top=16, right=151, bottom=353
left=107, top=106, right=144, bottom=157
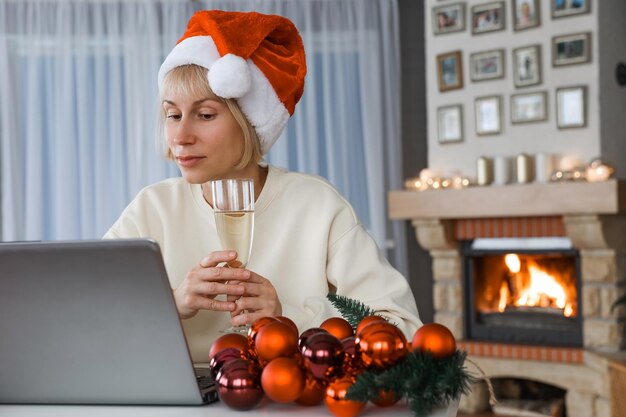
left=324, top=376, right=366, bottom=417
left=261, top=357, right=305, bottom=403
left=255, top=321, right=299, bottom=362
left=411, top=323, right=456, bottom=359
left=298, top=327, right=329, bottom=351
left=341, top=336, right=363, bottom=376
left=295, top=373, right=327, bottom=406
left=208, top=333, right=248, bottom=362
left=215, top=358, right=263, bottom=411
left=321, top=317, right=354, bottom=340
left=209, top=346, right=245, bottom=379
left=355, top=315, right=386, bottom=336
left=301, top=332, right=344, bottom=381
left=356, top=321, right=408, bottom=369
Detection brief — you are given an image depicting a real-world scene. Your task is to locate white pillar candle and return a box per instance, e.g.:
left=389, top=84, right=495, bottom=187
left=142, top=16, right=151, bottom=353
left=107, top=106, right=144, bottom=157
left=535, top=153, right=554, bottom=183
left=516, top=153, right=532, bottom=184
left=493, top=156, right=511, bottom=185
left=476, top=156, right=493, bottom=186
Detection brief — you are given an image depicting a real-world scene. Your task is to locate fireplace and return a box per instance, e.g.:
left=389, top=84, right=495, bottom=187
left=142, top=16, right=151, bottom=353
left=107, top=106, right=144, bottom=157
left=388, top=180, right=626, bottom=417
left=463, top=240, right=582, bottom=347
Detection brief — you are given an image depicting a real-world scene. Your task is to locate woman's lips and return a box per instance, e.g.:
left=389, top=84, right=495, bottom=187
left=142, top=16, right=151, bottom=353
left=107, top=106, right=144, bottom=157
left=176, top=155, right=205, bottom=168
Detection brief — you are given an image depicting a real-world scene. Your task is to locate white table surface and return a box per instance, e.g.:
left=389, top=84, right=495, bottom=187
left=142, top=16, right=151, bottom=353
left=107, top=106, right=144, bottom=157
left=0, top=398, right=459, bottom=417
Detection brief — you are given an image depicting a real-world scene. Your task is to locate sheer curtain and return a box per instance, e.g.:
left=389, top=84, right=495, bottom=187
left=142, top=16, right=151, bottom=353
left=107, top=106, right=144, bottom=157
left=0, top=0, right=407, bottom=273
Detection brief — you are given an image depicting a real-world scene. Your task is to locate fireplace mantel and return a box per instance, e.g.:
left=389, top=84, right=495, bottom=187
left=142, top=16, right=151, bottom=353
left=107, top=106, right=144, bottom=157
left=388, top=179, right=626, bottom=220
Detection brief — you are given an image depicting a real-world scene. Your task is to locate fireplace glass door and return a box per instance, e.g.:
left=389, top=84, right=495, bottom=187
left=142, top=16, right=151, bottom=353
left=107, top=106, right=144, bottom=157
left=464, top=242, right=582, bottom=347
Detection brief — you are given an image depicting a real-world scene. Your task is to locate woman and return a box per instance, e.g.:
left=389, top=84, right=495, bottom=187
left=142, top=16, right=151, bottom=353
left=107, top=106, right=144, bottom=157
left=105, top=10, right=421, bottom=362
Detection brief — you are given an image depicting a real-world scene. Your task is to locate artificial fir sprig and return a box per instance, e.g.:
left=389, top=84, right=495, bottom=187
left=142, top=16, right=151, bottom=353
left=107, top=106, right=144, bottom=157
left=346, top=351, right=475, bottom=417
left=327, top=293, right=380, bottom=328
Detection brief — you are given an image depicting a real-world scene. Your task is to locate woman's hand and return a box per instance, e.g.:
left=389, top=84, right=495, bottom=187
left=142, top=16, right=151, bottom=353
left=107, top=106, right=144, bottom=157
left=229, top=271, right=282, bottom=327
left=173, top=251, right=250, bottom=319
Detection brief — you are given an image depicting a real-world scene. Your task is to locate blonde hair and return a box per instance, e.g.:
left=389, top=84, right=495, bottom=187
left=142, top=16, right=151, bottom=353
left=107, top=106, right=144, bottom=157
left=157, top=64, right=262, bottom=170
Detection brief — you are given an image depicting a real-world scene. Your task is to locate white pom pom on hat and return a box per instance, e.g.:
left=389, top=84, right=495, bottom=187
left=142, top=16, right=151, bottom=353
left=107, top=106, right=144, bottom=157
left=158, top=10, right=307, bottom=155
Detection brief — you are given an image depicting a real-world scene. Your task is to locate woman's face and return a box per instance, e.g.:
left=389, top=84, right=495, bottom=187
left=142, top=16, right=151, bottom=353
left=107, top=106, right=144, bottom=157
left=163, top=91, right=245, bottom=184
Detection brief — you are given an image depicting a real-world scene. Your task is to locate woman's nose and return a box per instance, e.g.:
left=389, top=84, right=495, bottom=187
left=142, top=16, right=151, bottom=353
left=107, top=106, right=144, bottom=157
left=172, top=118, right=196, bottom=145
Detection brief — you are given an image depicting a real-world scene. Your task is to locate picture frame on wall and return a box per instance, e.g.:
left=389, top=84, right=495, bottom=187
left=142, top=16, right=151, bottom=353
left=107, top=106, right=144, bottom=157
left=433, top=3, right=466, bottom=35
left=437, top=104, right=464, bottom=144
left=470, top=49, right=505, bottom=82
left=513, top=45, right=542, bottom=87
left=511, top=91, right=548, bottom=124
left=471, top=2, right=506, bottom=35
left=551, top=0, right=590, bottom=19
left=513, top=0, right=540, bottom=31
left=475, top=95, right=503, bottom=135
left=437, top=50, right=464, bottom=92
left=552, top=32, right=591, bottom=66
left=556, top=86, right=587, bottom=129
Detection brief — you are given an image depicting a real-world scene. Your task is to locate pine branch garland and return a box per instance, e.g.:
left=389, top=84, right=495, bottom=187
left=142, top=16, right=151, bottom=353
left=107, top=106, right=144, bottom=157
left=327, top=293, right=380, bottom=328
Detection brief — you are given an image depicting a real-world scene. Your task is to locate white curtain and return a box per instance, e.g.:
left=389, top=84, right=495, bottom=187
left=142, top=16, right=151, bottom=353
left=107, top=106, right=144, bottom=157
left=0, top=0, right=407, bottom=273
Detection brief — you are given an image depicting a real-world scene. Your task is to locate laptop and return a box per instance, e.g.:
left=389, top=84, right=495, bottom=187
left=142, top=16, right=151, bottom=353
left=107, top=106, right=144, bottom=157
left=0, top=239, right=218, bottom=405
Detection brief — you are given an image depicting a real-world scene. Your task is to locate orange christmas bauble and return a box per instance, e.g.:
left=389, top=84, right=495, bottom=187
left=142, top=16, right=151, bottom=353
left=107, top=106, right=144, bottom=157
left=296, top=374, right=327, bottom=406
left=261, top=357, right=305, bottom=403
left=355, top=315, right=386, bottom=336
left=325, top=376, right=366, bottom=417
left=411, top=323, right=456, bottom=359
left=355, top=321, right=408, bottom=369
left=275, top=315, right=299, bottom=338
left=208, top=333, right=248, bottom=362
left=248, top=316, right=278, bottom=352
left=321, top=317, right=354, bottom=340
left=255, top=321, right=299, bottom=362
left=371, top=389, right=400, bottom=407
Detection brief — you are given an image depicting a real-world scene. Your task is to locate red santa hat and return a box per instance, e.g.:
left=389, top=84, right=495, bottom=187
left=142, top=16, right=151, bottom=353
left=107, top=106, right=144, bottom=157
left=158, top=10, right=307, bottom=154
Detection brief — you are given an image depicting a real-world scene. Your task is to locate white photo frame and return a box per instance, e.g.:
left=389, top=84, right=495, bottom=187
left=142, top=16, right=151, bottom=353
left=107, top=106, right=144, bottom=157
left=557, top=86, right=587, bottom=129
left=437, top=104, right=464, bottom=143
left=475, top=95, right=503, bottom=135
left=433, top=3, right=466, bottom=35
left=513, top=45, right=542, bottom=88
left=511, top=91, right=548, bottom=124
left=470, top=49, right=505, bottom=82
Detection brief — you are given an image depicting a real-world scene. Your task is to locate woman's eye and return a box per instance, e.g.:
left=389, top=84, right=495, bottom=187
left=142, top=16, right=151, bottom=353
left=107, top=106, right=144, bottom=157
left=200, top=113, right=216, bottom=120
left=166, top=114, right=181, bottom=120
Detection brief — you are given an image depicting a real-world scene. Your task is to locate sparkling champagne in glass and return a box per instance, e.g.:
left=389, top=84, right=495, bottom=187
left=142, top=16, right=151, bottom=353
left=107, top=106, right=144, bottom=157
left=210, top=178, right=254, bottom=333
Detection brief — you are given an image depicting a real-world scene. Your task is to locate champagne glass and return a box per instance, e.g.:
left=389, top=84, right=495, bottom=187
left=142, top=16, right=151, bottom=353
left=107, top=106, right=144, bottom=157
left=210, top=178, right=254, bottom=334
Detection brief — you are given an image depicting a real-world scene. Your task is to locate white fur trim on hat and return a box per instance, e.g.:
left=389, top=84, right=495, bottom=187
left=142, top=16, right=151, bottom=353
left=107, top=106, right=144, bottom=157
left=208, top=54, right=251, bottom=98
left=158, top=36, right=220, bottom=87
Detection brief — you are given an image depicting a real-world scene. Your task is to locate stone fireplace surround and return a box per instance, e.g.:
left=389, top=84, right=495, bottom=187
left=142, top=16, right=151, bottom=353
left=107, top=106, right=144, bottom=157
left=388, top=179, right=626, bottom=417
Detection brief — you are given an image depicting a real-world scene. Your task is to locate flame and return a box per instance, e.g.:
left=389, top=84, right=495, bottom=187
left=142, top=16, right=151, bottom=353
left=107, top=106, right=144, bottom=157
left=499, top=254, right=575, bottom=317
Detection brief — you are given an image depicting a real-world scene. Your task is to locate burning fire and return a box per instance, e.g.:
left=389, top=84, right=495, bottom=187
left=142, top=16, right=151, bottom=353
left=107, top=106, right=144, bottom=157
left=498, top=254, right=575, bottom=317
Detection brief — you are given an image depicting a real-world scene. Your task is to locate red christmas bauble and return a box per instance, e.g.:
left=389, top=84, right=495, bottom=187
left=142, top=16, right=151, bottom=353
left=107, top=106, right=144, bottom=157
left=355, top=321, right=408, bottom=369
left=355, top=315, right=386, bottom=336
left=215, top=358, right=263, bottom=411
left=324, top=376, right=366, bottom=417
left=411, top=323, right=457, bottom=359
left=301, top=332, right=344, bottom=381
left=255, top=321, right=299, bottom=362
left=321, top=317, right=354, bottom=340
left=298, top=327, right=329, bottom=351
left=261, top=357, right=305, bottom=403
left=371, top=389, right=400, bottom=407
left=208, top=333, right=248, bottom=362
left=275, top=315, right=299, bottom=337
left=247, top=316, right=279, bottom=353
left=296, top=374, right=327, bottom=406
left=209, top=346, right=245, bottom=379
